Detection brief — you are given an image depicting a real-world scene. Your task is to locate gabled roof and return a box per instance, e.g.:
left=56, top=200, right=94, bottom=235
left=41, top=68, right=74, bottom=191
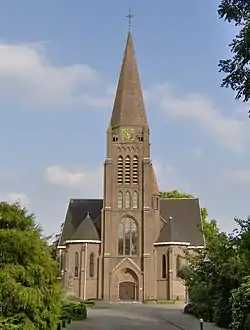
left=59, top=199, right=103, bottom=245
left=70, top=213, right=99, bottom=241
left=110, top=32, right=148, bottom=128
left=157, top=198, right=204, bottom=246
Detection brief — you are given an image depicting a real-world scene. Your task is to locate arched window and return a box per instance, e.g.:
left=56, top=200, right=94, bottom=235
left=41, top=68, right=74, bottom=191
left=125, top=156, right=131, bottom=184
left=117, top=191, right=123, bottom=209
left=74, top=252, right=79, bottom=277
left=89, top=252, right=94, bottom=278
left=162, top=254, right=167, bottom=279
left=125, top=191, right=131, bottom=209
left=117, top=156, right=123, bottom=185
left=176, top=255, right=182, bottom=277
left=133, top=156, right=138, bottom=184
left=118, top=218, right=138, bottom=256
left=133, top=191, right=138, bottom=209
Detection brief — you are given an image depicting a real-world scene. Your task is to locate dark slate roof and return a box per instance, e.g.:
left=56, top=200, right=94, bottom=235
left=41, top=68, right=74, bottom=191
left=70, top=213, right=100, bottom=241
left=59, top=199, right=103, bottom=245
left=157, top=198, right=204, bottom=246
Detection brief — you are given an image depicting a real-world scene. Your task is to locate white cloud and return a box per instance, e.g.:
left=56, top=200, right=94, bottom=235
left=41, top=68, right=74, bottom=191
left=0, top=43, right=111, bottom=109
left=45, top=160, right=190, bottom=197
left=147, top=83, right=249, bottom=153
left=0, top=192, right=30, bottom=208
left=45, top=165, right=103, bottom=196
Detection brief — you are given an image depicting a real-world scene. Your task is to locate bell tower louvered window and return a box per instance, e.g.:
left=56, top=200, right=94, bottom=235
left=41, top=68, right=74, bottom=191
left=117, top=156, right=123, bottom=185
left=125, top=156, right=131, bottom=184
left=133, top=156, right=138, bottom=185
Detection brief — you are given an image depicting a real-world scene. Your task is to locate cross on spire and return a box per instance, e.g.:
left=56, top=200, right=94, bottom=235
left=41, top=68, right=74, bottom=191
left=126, top=8, right=134, bottom=31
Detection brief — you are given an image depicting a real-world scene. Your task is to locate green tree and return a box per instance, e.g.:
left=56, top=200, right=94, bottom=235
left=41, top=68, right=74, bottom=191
left=47, top=223, right=63, bottom=261
left=218, top=1, right=250, bottom=107
left=181, top=216, right=250, bottom=328
left=0, top=202, right=63, bottom=330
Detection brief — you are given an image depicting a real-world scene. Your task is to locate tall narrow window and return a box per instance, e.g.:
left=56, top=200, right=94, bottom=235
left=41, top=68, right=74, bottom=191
left=162, top=254, right=167, bottom=278
left=176, top=255, right=181, bottom=277
left=118, top=156, right=123, bottom=185
left=89, top=252, right=94, bottom=278
left=133, top=191, right=138, bottom=209
left=125, top=156, right=131, bottom=184
left=118, top=217, right=138, bottom=256
left=74, top=252, right=79, bottom=277
left=125, top=191, right=131, bottom=209
left=117, top=191, right=123, bottom=209
left=133, top=156, right=138, bottom=184
left=118, top=222, right=124, bottom=255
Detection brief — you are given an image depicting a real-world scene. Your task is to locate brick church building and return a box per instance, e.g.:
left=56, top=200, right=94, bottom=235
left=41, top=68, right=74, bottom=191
left=57, top=30, right=204, bottom=302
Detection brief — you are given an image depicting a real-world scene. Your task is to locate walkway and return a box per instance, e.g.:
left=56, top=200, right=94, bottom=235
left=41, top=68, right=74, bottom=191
left=69, top=303, right=224, bottom=330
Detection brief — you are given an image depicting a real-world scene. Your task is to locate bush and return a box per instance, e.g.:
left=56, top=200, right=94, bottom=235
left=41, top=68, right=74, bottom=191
left=61, top=302, right=87, bottom=321
left=82, top=300, right=95, bottom=307
left=213, top=293, right=232, bottom=329
left=184, top=303, right=194, bottom=315
left=230, top=277, right=250, bottom=330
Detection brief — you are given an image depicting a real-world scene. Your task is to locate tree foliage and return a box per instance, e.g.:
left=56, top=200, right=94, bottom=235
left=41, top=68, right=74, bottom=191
left=181, top=215, right=250, bottom=329
left=218, top=1, right=250, bottom=106
left=47, top=223, right=63, bottom=261
left=0, top=202, right=63, bottom=330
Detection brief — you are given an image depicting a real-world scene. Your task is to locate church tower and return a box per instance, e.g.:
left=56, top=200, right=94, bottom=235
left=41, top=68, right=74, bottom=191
left=98, top=31, right=160, bottom=301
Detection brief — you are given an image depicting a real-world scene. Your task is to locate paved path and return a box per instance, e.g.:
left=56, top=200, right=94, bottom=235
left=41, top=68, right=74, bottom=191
left=69, top=303, right=223, bottom=330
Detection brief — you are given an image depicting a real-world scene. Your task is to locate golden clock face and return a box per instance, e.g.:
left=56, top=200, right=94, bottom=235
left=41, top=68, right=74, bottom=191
left=121, top=128, right=134, bottom=141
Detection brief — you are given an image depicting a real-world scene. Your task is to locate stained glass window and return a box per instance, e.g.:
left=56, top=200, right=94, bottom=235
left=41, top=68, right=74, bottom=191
left=118, top=218, right=138, bottom=256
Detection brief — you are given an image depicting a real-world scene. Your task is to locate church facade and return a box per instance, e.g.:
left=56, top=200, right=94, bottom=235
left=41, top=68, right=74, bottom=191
left=57, top=31, right=204, bottom=302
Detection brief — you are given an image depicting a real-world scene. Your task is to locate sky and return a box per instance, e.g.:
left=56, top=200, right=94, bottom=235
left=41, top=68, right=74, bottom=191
left=0, top=0, right=249, bottom=237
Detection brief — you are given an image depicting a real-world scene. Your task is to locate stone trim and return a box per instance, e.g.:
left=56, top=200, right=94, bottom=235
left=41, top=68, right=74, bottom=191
left=105, top=158, right=112, bottom=165
left=64, top=240, right=101, bottom=244
left=154, top=241, right=190, bottom=246
left=112, top=257, right=142, bottom=273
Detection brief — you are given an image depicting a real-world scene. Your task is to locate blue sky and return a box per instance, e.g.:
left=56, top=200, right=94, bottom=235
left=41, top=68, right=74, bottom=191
left=0, top=0, right=249, bottom=236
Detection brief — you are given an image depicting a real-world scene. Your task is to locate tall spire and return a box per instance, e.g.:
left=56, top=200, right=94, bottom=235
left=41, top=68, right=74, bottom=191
left=110, top=31, right=148, bottom=128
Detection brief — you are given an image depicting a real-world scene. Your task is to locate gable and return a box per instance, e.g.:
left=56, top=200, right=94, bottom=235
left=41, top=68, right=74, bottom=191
left=157, top=198, right=204, bottom=246
left=59, top=199, right=103, bottom=245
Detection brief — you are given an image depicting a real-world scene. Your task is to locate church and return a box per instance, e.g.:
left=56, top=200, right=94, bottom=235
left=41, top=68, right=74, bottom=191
left=57, top=30, right=204, bottom=302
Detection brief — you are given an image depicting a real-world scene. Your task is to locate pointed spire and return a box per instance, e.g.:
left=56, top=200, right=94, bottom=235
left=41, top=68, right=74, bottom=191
left=110, top=32, right=148, bottom=128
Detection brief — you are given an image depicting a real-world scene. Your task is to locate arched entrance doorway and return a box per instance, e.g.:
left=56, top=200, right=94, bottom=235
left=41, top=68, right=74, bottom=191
left=118, top=267, right=138, bottom=301
left=119, top=282, right=136, bottom=300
